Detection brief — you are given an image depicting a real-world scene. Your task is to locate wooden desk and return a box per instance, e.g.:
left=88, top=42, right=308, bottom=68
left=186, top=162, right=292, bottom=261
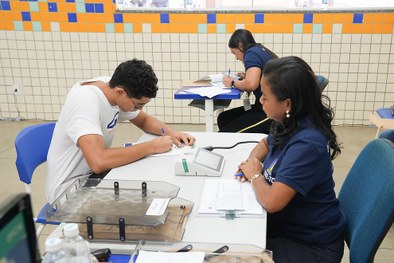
left=174, top=88, right=242, bottom=132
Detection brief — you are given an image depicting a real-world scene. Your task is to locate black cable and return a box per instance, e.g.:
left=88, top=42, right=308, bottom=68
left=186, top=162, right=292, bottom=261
left=203, top=140, right=260, bottom=151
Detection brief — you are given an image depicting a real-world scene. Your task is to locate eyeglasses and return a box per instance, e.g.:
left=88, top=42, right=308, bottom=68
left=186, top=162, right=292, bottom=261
left=121, top=88, right=150, bottom=109
left=131, top=97, right=150, bottom=109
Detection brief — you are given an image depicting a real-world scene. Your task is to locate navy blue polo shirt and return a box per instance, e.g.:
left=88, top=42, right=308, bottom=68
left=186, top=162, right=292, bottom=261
left=244, top=46, right=274, bottom=107
left=263, top=118, right=346, bottom=245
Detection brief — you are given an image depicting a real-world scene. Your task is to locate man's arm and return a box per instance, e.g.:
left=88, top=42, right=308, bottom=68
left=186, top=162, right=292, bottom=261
left=223, top=67, right=261, bottom=92
left=78, top=133, right=173, bottom=174
left=78, top=110, right=196, bottom=174
left=130, top=110, right=195, bottom=146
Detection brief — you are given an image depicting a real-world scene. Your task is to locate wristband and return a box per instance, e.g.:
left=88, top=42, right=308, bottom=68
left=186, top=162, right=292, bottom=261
left=250, top=173, right=261, bottom=184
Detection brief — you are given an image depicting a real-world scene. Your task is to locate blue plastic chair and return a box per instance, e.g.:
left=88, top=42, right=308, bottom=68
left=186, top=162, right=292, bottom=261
left=14, top=122, right=59, bottom=236
left=338, top=138, right=394, bottom=263
left=379, top=129, right=394, bottom=143
left=316, top=75, right=329, bottom=92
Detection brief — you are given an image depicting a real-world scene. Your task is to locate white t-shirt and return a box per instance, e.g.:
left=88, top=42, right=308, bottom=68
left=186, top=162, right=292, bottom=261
left=46, top=77, right=139, bottom=203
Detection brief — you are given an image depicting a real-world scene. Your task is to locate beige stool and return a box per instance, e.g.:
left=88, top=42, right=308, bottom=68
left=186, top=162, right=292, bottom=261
left=369, top=108, right=394, bottom=138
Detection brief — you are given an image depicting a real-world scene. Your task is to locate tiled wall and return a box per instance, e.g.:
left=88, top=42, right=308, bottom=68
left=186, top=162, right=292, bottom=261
left=1, top=0, right=393, bottom=126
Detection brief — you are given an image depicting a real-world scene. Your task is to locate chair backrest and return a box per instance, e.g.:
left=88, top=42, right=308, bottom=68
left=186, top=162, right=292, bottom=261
left=15, top=122, right=56, bottom=185
left=379, top=129, right=394, bottom=142
left=316, top=75, right=329, bottom=92
left=338, top=139, right=394, bottom=263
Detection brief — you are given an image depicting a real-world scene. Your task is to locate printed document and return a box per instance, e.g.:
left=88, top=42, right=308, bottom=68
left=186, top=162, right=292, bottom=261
left=184, top=85, right=231, bottom=98
left=198, top=179, right=265, bottom=216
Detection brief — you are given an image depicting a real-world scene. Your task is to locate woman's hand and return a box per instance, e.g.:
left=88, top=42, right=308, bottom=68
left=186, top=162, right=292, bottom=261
left=223, top=75, right=233, bottom=87
left=236, top=158, right=263, bottom=182
left=237, top=72, right=246, bottom=80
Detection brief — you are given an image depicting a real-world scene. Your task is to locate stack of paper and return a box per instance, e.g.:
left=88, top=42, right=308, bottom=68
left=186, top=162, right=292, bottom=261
left=182, top=73, right=224, bottom=87
left=198, top=179, right=266, bottom=217
left=183, top=85, right=231, bottom=98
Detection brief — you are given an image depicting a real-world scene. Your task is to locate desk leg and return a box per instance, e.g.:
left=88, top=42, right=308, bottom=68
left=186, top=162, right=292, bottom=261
left=205, top=99, right=214, bottom=132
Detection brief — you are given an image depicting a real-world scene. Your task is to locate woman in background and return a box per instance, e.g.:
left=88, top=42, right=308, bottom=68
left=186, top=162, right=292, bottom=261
left=237, top=56, right=346, bottom=262
left=219, top=29, right=277, bottom=133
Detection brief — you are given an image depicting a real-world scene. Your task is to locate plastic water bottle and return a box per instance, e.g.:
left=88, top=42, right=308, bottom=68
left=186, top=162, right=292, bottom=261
left=41, top=237, right=67, bottom=263
left=62, top=223, right=91, bottom=263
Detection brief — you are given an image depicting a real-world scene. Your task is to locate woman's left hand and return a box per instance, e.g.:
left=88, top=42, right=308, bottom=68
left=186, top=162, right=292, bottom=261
left=238, top=158, right=262, bottom=181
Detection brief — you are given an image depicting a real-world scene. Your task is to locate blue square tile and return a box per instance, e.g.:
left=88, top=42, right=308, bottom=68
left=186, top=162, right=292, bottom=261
left=68, top=13, right=77, bottom=22
left=114, top=13, right=123, bottom=23
left=66, top=0, right=75, bottom=2
left=85, top=3, right=94, bottom=13
left=1, top=1, right=10, bottom=10
left=207, top=13, right=216, bottom=24
left=255, top=13, right=264, bottom=24
left=95, top=3, right=104, bottom=13
left=160, top=13, right=169, bottom=23
left=353, top=13, right=363, bottom=24
left=48, top=2, right=57, bottom=12
left=303, top=13, right=313, bottom=23
left=22, top=12, right=31, bottom=21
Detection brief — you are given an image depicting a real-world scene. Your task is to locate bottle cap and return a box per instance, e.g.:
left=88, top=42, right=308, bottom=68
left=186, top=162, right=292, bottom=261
left=63, top=223, right=79, bottom=237
left=45, top=237, right=63, bottom=252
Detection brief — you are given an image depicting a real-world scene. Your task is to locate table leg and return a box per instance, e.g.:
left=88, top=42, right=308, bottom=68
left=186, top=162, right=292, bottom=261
left=205, top=100, right=214, bottom=132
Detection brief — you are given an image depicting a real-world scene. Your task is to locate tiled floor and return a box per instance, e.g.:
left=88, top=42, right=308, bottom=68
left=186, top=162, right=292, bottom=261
left=0, top=120, right=393, bottom=262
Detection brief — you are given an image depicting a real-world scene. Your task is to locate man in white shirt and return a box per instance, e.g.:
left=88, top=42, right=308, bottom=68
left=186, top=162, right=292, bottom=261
left=46, top=59, right=195, bottom=203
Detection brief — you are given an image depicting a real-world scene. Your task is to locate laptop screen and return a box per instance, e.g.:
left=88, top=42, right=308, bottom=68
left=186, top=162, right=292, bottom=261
left=0, top=193, right=39, bottom=263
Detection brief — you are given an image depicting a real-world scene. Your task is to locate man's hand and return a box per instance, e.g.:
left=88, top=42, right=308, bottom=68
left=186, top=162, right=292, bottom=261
left=150, top=135, right=173, bottom=153
left=170, top=132, right=196, bottom=147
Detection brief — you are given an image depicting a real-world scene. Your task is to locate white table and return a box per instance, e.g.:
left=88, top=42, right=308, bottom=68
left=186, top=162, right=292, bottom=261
left=49, top=132, right=267, bottom=256
left=106, top=132, right=267, bottom=249
left=174, top=88, right=242, bottom=132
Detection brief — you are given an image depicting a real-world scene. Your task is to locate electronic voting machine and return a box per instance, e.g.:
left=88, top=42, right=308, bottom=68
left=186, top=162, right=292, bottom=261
left=175, top=147, right=225, bottom=177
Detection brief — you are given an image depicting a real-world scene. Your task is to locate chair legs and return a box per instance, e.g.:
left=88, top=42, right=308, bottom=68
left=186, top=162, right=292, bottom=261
left=35, top=223, right=45, bottom=238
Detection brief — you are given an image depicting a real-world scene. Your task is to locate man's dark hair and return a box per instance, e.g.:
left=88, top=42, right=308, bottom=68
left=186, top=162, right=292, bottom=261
left=109, top=59, right=158, bottom=99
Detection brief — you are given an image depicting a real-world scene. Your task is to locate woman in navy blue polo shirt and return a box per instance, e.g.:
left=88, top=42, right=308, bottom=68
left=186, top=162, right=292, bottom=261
left=219, top=29, right=277, bottom=133
left=237, top=56, right=346, bottom=263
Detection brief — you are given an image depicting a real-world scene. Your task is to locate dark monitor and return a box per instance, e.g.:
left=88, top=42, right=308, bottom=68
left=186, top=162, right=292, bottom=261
left=0, top=193, right=39, bottom=262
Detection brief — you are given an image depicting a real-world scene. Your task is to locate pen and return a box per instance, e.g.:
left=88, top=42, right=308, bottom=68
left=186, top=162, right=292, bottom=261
left=161, top=127, right=165, bottom=136
left=234, top=172, right=244, bottom=177
left=228, top=68, right=230, bottom=76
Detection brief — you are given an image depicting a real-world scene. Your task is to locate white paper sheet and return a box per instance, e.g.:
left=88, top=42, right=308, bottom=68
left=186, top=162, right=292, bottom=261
left=184, top=85, right=231, bottom=98
left=198, top=179, right=265, bottom=216
left=134, top=250, right=205, bottom=263
left=146, top=198, right=170, bottom=216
